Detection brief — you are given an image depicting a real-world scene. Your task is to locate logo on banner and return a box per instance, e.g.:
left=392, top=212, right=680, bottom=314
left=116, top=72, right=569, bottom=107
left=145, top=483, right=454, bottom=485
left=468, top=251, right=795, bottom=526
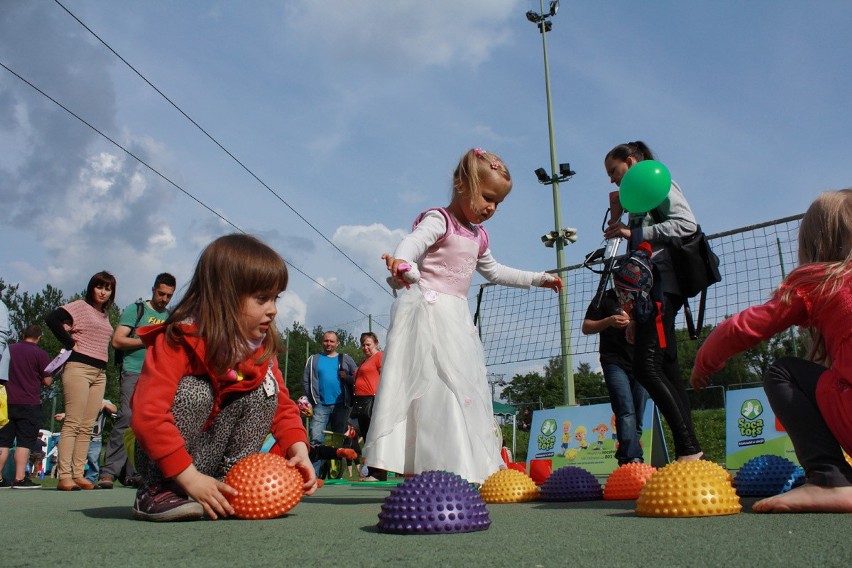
left=538, top=418, right=557, bottom=452
left=738, top=399, right=764, bottom=439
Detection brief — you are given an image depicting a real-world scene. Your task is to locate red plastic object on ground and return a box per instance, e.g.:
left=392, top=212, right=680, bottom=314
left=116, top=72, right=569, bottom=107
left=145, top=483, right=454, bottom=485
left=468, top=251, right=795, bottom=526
left=529, top=459, right=553, bottom=485
left=224, top=453, right=304, bottom=520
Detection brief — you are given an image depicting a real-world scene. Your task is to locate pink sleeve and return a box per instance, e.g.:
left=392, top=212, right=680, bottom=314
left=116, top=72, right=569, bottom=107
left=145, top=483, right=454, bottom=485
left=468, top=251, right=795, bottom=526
left=694, top=293, right=809, bottom=378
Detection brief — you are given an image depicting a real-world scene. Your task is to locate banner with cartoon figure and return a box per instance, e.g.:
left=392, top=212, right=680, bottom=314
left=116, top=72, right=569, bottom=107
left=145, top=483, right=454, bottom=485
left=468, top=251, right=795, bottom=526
left=527, top=402, right=658, bottom=475
left=726, top=387, right=798, bottom=469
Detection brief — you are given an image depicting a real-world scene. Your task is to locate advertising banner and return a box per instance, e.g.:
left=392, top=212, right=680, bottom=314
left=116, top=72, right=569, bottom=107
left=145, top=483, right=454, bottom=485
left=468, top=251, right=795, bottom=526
left=527, top=402, right=661, bottom=475
left=726, top=387, right=798, bottom=469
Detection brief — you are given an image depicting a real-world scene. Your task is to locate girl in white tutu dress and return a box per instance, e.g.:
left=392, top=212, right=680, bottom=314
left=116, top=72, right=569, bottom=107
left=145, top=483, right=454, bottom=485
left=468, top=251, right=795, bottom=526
left=363, top=148, right=562, bottom=483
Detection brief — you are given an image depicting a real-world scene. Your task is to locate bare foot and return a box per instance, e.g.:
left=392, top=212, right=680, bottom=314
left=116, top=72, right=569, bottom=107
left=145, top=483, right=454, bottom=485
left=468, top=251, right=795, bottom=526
left=676, top=452, right=704, bottom=463
left=753, top=483, right=852, bottom=513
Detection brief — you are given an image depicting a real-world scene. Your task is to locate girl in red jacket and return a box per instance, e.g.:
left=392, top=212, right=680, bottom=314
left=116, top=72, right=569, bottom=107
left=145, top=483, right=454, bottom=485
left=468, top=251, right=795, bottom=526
left=692, top=189, right=852, bottom=513
left=131, top=234, right=315, bottom=522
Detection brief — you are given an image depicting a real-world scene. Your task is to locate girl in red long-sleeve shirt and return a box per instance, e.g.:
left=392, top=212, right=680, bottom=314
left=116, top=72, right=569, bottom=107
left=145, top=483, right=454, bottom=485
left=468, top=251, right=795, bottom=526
left=692, top=189, right=852, bottom=513
left=130, top=234, right=315, bottom=522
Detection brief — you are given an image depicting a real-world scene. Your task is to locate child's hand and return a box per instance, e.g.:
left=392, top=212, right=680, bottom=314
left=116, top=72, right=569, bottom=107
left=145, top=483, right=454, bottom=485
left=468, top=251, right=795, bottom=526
left=382, top=254, right=418, bottom=290
left=690, top=369, right=709, bottom=390
left=539, top=273, right=563, bottom=293
left=604, top=221, right=631, bottom=240
left=381, top=253, right=401, bottom=274
left=286, top=441, right=318, bottom=496
left=609, top=312, right=630, bottom=329
left=174, top=464, right=236, bottom=520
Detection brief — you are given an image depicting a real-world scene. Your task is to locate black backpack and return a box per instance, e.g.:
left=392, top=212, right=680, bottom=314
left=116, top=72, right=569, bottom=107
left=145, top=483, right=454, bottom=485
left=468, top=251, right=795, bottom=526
left=113, top=300, right=144, bottom=370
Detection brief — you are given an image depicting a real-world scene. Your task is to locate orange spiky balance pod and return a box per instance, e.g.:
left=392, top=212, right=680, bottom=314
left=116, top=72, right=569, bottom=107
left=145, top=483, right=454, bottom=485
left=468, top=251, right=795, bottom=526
left=604, top=462, right=657, bottom=501
left=224, top=453, right=304, bottom=520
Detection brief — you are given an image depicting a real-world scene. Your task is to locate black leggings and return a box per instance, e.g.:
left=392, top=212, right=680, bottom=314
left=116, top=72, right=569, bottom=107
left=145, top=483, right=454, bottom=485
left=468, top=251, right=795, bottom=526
left=763, top=357, right=852, bottom=487
left=633, top=295, right=700, bottom=457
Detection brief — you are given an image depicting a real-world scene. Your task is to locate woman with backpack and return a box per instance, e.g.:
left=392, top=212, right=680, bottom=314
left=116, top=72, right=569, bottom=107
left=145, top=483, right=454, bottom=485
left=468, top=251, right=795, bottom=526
left=604, top=141, right=703, bottom=461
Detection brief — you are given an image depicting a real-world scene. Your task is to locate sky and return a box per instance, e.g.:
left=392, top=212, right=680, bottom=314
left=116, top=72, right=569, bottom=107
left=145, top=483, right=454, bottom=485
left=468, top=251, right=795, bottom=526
left=1, top=0, right=850, bottom=345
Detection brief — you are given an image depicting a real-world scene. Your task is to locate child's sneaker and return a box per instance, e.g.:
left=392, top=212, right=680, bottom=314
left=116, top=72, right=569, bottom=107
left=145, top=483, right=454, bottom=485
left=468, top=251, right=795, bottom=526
left=132, top=484, right=204, bottom=522
left=0, top=478, right=12, bottom=489
left=12, top=477, right=41, bottom=489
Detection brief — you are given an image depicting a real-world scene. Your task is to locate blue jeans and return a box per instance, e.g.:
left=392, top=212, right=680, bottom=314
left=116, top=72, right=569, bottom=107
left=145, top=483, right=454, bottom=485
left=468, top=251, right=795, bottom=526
left=603, top=364, right=649, bottom=464
left=309, top=403, right=349, bottom=476
left=85, top=439, right=102, bottom=483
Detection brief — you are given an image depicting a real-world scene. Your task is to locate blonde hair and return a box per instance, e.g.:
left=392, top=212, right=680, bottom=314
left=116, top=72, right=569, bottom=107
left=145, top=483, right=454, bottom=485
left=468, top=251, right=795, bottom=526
left=452, top=148, right=511, bottom=205
left=166, top=233, right=289, bottom=374
left=778, top=189, right=852, bottom=363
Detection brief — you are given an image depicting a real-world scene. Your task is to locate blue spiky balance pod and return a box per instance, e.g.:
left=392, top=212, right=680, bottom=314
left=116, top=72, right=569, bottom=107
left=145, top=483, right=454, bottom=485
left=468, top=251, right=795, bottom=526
left=733, top=455, right=805, bottom=497
left=539, top=466, right=603, bottom=502
left=376, top=471, right=491, bottom=534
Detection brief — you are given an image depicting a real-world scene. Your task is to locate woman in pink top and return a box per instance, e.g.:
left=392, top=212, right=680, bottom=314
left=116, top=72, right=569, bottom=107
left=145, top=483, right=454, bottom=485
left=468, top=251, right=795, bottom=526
left=353, top=331, right=384, bottom=481
left=692, top=189, right=852, bottom=513
left=46, top=271, right=116, bottom=491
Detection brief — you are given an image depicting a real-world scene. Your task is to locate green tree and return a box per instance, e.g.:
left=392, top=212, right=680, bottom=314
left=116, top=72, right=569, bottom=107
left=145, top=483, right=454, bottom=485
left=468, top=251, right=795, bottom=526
left=278, top=321, right=314, bottom=399
left=574, top=362, right=609, bottom=403
left=502, top=357, right=610, bottom=419
left=501, top=370, right=560, bottom=412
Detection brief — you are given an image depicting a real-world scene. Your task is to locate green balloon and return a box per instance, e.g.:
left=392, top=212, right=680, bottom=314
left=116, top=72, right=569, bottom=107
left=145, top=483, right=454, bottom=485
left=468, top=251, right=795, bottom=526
left=619, top=160, right=672, bottom=213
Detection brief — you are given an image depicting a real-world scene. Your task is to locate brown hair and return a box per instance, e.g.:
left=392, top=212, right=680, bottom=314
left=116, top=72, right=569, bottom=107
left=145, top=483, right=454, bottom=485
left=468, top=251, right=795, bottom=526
left=779, top=188, right=852, bottom=363
left=453, top=148, right=511, bottom=205
left=23, top=324, right=42, bottom=339
left=166, top=234, right=289, bottom=374
left=360, top=331, right=379, bottom=347
left=85, top=271, right=116, bottom=312
left=605, top=140, right=655, bottom=163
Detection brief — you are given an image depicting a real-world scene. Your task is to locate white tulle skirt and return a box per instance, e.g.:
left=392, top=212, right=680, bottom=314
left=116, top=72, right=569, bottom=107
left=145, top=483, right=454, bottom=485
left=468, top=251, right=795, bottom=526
left=363, top=285, right=503, bottom=484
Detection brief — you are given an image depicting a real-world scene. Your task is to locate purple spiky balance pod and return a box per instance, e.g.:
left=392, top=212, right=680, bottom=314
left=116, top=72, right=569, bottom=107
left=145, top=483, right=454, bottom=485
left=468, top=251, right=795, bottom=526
left=376, top=471, right=492, bottom=534
left=733, top=455, right=806, bottom=497
left=539, top=466, right=603, bottom=502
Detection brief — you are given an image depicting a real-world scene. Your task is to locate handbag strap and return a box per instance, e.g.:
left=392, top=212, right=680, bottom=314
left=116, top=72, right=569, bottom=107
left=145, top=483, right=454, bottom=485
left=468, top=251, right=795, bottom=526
left=681, top=289, right=708, bottom=341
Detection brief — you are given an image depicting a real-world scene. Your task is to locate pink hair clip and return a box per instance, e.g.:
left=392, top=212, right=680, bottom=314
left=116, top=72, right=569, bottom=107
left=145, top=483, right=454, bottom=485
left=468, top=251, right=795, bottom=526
left=473, top=148, right=500, bottom=169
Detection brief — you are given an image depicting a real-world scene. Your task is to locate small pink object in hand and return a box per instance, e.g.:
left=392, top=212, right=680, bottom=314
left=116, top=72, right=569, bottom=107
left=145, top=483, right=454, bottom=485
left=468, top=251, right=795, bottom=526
left=396, top=263, right=412, bottom=289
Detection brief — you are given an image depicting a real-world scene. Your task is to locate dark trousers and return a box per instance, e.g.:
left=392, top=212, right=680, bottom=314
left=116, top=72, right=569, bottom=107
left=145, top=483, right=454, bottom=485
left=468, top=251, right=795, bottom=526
left=100, top=370, right=139, bottom=481
left=633, top=294, right=701, bottom=457
left=356, top=409, right=387, bottom=481
left=763, top=357, right=852, bottom=487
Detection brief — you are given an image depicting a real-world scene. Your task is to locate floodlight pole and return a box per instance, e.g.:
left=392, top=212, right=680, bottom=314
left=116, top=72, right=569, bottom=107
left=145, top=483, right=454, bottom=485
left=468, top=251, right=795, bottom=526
left=528, top=0, right=575, bottom=406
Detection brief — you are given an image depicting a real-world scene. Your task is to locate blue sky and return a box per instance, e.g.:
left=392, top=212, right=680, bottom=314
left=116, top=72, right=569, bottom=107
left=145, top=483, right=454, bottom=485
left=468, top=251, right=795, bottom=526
left=1, top=1, right=849, bottom=344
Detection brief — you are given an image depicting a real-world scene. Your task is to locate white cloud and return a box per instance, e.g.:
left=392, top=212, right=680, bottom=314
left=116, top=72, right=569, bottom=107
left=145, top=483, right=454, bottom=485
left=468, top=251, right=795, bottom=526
left=277, top=290, right=308, bottom=329
left=332, top=223, right=407, bottom=267
left=282, top=0, right=518, bottom=71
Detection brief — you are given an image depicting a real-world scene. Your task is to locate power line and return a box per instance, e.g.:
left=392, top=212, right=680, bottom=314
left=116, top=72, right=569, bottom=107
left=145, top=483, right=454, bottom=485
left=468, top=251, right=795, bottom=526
left=52, top=0, right=393, bottom=299
left=0, top=59, right=385, bottom=328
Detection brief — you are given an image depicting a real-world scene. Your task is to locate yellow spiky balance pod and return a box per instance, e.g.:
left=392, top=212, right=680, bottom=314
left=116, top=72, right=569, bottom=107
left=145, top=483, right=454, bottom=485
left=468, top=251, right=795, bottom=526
left=480, top=469, right=539, bottom=503
left=635, top=460, right=741, bottom=517
left=604, top=462, right=657, bottom=501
